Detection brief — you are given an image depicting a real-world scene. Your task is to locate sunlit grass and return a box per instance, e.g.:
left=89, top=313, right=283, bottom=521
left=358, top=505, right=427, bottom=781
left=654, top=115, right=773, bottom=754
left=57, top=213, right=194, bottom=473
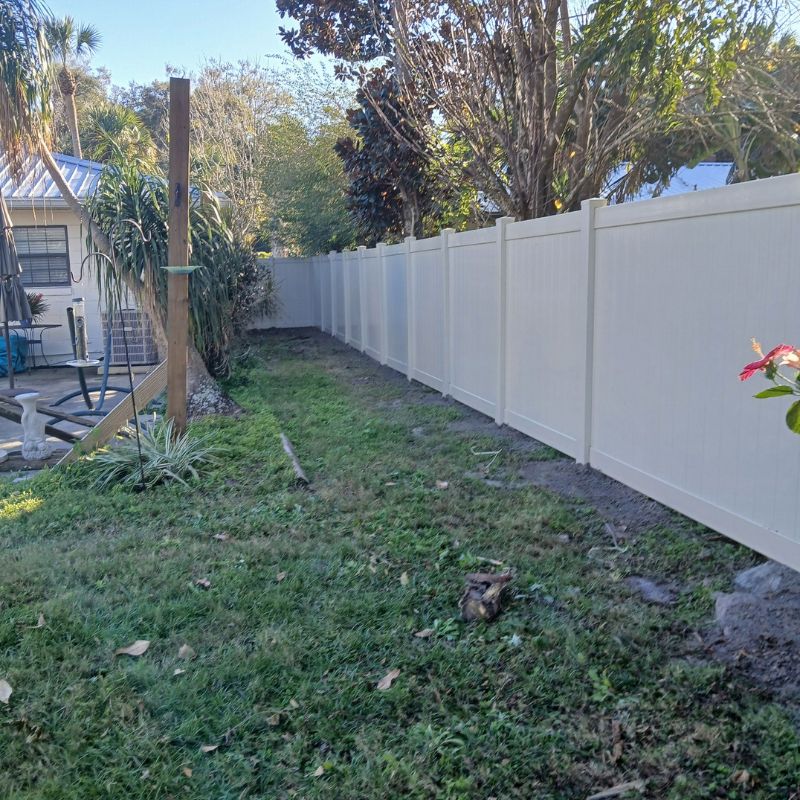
left=0, top=331, right=797, bottom=799
left=0, top=490, right=43, bottom=519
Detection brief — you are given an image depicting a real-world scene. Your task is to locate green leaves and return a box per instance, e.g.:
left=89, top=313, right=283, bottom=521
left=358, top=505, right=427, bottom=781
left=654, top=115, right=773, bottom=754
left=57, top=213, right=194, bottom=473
left=754, top=386, right=795, bottom=398
left=786, top=401, right=800, bottom=435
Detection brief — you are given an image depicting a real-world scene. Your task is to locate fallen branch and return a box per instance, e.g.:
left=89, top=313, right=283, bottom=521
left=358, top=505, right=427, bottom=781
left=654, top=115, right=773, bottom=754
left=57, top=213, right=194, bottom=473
left=280, top=433, right=310, bottom=486
left=586, top=780, right=645, bottom=800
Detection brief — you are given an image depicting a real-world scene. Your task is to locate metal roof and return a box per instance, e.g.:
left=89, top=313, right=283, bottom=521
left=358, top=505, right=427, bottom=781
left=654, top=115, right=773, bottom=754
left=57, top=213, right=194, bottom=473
left=1, top=152, right=104, bottom=209
left=606, top=162, right=735, bottom=202
left=1, top=152, right=231, bottom=210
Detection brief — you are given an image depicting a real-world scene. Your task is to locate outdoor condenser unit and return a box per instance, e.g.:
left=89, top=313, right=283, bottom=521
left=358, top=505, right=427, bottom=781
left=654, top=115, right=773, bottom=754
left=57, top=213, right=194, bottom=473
left=101, top=308, right=159, bottom=366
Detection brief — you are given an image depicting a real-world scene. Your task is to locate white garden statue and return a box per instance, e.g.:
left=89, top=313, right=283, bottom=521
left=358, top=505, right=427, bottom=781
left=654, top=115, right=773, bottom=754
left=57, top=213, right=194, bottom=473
left=17, top=392, right=53, bottom=461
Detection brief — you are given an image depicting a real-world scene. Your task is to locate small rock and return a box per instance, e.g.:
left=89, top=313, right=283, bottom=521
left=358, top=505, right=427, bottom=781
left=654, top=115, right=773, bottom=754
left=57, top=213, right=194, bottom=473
left=411, top=426, right=425, bottom=438
left=626, top=576, right=675, bottom=605
left=714, top=591, right=756, bottom=629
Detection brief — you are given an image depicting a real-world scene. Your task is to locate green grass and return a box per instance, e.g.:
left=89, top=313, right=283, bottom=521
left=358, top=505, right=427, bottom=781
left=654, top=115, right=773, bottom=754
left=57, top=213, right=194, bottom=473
left=1, top=331, right=799, bottom=799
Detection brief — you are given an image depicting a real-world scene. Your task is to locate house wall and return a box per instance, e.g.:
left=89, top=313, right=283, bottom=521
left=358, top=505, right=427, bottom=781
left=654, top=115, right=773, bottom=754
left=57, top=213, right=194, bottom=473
left=9, top=206, right=105, bottom=363
left=256, top=172, right=800, bottom=573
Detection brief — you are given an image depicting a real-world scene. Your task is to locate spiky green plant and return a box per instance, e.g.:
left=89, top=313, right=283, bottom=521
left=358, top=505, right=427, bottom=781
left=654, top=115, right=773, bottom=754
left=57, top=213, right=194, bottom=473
left=87, top=417, right=217, bottom=490
left=86, top=160, right=276, bottom=377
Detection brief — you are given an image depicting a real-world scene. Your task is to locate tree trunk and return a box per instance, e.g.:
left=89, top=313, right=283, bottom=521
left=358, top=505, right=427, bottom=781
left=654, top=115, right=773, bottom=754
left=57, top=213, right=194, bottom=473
left=58, top=68, right=83, bottom=159
left=37, top=143, right=232, bottom=416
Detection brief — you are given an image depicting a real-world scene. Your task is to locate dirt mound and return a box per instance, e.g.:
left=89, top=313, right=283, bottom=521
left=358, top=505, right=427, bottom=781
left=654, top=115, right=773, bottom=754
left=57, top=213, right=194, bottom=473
left=711, top=561, right=800, bottom=700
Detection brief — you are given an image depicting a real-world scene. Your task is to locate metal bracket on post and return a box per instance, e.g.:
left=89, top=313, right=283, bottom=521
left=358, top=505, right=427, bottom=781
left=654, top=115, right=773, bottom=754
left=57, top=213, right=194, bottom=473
left=576, top=198, right=607, bottom=465
left=405, top=236, right=416, bottom=381
left=494, top=216, right=513, bottom=426
left=440, top=228, right=454, bottom=398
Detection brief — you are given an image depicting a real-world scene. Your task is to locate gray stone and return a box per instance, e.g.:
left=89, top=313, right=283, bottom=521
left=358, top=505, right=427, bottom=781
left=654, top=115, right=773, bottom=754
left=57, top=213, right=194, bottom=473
left=734, top=560, right=800, bottom=596
left=625, top=576, right=675, bottom=605
left=711, top=562, right=800, bottom=699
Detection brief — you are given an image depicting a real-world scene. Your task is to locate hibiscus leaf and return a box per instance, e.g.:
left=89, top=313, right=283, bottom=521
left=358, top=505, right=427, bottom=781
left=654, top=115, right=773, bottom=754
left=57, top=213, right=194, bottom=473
left=786, top=401, right=800, bottom=434
left=754, top=386, right=794, bottom=399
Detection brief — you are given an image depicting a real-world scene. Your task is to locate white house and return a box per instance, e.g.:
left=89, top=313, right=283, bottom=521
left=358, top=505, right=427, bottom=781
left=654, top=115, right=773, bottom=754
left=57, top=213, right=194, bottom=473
left=0, top=152, right=158, bottom=367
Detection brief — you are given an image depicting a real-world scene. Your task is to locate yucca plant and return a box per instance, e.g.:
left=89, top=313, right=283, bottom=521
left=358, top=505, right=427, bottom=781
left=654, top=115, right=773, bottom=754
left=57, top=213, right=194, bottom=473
left=87, top=418, right=218, bottom=490
left=87, top=160, right=276, bottom=378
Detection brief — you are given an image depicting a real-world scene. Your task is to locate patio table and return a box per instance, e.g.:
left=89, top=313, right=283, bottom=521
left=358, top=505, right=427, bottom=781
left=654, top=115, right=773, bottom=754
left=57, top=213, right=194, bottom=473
left=8, top=323, right=62, bottom=369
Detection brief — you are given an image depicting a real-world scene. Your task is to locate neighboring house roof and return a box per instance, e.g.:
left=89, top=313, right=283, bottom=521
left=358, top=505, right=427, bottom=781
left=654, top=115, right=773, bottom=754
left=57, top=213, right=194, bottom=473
left=1, top=152, right=231, bottom=210
left=1, top=152, right=104, bottom=209
left=605, top=162, right=735, bottom=202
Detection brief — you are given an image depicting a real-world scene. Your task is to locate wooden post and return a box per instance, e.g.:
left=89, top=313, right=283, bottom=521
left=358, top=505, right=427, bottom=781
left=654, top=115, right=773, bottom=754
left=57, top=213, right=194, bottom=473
left=166, top=77, right=190, bottom=434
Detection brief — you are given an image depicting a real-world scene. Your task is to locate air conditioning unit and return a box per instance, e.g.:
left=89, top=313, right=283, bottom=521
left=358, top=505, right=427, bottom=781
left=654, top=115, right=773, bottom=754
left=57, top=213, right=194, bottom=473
left=101, top=308, right=159, bottom=366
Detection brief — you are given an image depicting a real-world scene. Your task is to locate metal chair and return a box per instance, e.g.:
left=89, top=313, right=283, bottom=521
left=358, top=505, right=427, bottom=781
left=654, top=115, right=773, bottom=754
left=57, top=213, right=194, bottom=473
left=49, top=307, right=132, bottom=419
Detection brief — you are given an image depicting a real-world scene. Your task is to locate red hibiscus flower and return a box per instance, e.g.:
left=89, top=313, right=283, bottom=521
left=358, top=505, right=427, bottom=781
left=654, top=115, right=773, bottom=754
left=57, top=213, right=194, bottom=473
left=739, top=344, right=794, bottom=381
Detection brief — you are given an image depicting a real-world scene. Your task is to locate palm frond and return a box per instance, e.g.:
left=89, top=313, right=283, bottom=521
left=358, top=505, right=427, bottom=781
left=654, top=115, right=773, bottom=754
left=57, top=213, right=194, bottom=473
left=74, top=23, right=100, bottom=57
left=0, top=0, right=52, bottom=177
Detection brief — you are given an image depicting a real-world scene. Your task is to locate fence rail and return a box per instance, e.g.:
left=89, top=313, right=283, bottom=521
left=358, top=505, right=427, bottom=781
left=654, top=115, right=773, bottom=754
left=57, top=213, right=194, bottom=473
left=253, top=172, right=800, bottom=571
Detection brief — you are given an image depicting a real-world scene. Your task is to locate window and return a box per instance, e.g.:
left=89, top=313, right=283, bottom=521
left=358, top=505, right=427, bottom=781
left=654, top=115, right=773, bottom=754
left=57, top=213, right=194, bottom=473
left=13, top=226, right=71, bottom=287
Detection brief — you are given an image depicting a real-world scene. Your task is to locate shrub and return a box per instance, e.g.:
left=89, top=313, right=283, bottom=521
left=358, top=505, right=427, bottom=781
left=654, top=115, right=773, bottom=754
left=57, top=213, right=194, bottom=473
left=86, top=418, right=218, bottom=490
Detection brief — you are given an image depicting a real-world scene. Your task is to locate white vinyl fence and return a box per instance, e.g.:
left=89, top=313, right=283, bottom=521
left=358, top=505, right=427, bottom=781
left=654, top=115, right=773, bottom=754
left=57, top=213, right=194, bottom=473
left=254, top=173, right=800, bottom=571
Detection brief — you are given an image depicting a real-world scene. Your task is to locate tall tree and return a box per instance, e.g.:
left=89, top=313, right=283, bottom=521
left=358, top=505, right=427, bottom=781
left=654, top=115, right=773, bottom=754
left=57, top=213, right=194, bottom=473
left=276, top=0, right=434, bottom=238
left=264, top=111, right=357, bottom=255
left=44, top=15, right=101, bottom=158
left=390, top=0, right=781, bottom=220
left=685, top=32, right=800, bottom=183
left=334, top=68, right=435, bottom=241
left=82, top=102, right=157, bottom=168
left=112, top=79, right=170, bottom=159
left=190, top=59, right=293, bottom=242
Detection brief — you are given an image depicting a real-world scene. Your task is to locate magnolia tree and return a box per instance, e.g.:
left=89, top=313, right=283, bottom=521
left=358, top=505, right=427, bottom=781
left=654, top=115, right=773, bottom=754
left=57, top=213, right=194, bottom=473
left=739, top=340, right=800, bottom=433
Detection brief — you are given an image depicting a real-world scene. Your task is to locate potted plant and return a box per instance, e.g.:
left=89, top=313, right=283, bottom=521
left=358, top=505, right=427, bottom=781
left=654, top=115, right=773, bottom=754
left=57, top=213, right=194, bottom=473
left=22, top=292, right=50, bottom=327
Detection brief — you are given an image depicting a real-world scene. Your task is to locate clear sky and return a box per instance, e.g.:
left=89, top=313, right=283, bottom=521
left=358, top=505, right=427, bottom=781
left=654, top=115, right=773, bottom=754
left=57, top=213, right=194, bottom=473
left=46, top=0, right=302, bottom=87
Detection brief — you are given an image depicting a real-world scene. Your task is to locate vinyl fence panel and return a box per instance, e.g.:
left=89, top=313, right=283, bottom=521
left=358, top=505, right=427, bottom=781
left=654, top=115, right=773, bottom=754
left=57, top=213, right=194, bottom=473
left=504, top=213, right=584, bottom=457
left=263, top=172, right=800, bottom=571
left=383, top=243, right=409, bottom=373
left=591, top=175, right=800, bottom=567
left=362, top=247, right=382, bottom=361
left=333, top=251, right=345, bottom=340
left=410, top=236, right=446, bottom=392
left=448, top=227, right=499, bottom=418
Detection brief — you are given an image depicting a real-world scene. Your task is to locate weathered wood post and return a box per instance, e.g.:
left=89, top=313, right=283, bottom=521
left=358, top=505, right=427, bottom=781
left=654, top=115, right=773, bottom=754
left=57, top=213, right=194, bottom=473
left=166, top=77, right=190, bottom=434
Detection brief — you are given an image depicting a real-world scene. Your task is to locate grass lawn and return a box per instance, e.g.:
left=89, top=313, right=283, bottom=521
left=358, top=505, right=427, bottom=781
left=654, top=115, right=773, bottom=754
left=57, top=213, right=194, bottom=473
left=2, top=330, right=800, bottom=799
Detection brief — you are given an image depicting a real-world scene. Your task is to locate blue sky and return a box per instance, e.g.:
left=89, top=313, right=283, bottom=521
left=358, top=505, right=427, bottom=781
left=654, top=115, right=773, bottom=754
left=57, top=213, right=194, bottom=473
left=46, top=0, right=304, bottom=87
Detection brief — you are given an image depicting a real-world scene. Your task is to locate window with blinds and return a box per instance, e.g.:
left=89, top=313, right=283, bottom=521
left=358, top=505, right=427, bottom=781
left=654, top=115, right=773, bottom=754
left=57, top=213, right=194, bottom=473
left=13, top=226, right=71, bottom=287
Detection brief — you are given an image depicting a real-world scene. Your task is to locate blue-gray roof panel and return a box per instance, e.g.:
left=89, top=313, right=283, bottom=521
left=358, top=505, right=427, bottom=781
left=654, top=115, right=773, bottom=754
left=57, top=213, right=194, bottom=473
left=1, top=153, right=104, bottom=206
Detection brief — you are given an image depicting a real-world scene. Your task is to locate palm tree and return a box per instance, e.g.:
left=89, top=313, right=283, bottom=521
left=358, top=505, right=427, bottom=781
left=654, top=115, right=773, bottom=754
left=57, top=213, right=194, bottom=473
left=1, top=0, right=227, bottom=411
left=44, top=16, right=101, bottom=158
left=83, top=103, right=157, bottom=168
